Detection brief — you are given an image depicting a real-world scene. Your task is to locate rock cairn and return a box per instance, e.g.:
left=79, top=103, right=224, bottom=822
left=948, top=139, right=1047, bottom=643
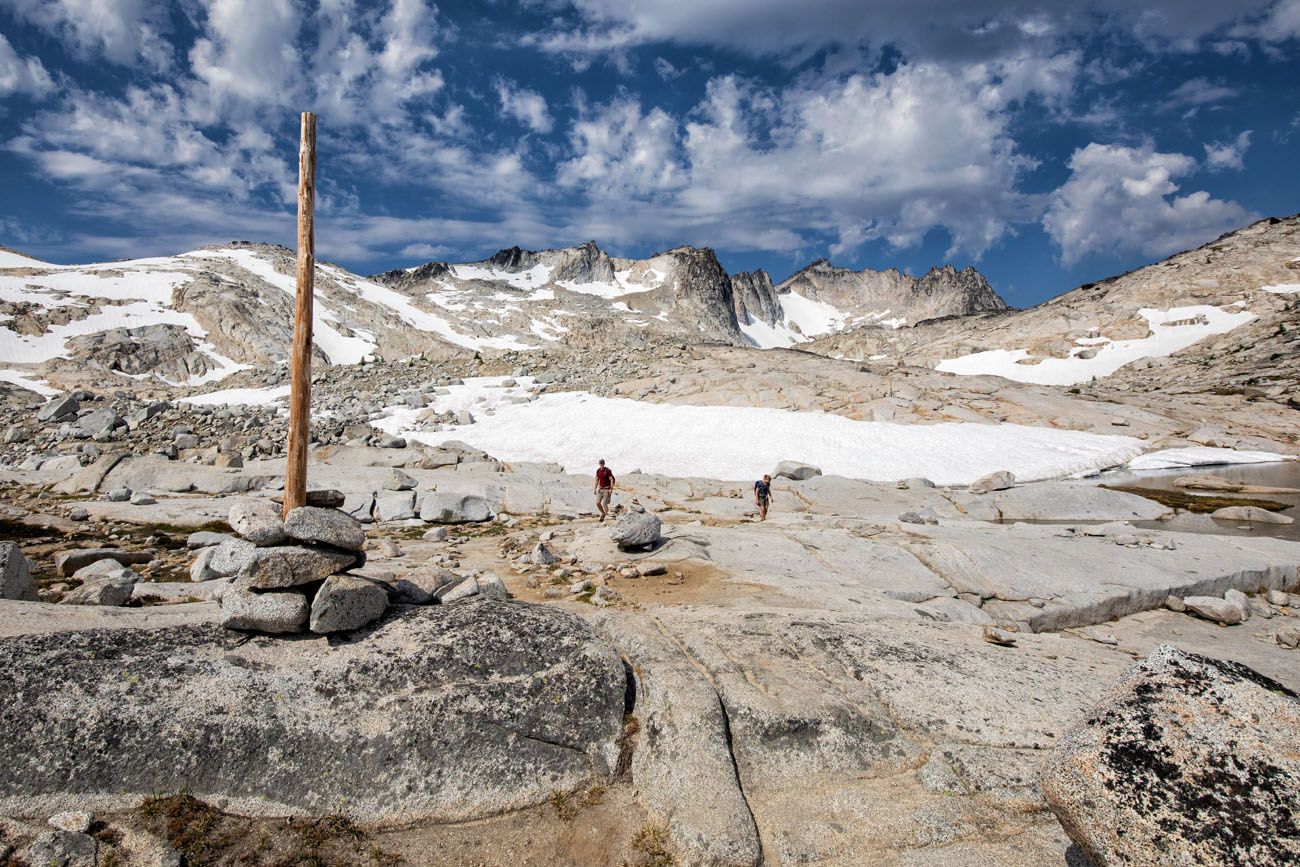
left=204, top=490, right=508, bottom=636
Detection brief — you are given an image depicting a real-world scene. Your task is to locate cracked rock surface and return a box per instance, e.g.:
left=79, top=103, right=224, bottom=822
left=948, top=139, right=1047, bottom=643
left=0, top=598, right=627, bottom=824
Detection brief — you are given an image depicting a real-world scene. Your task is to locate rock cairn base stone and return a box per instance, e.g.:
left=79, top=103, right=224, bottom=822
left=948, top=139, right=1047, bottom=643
left=309, top=575, right=388, bottom=634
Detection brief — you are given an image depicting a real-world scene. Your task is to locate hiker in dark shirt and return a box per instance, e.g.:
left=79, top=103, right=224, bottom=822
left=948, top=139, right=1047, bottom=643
left=754, top=474, right=772, bottom=521
left=594, top=459, right=616, bottom=522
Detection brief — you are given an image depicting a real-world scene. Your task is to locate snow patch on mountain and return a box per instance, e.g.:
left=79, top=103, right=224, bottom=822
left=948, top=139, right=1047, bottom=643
left=322, top=265, right=532, bottom=353
left=180, top=385, right=291, bottom=406
left=935, top=305, right=1256, bottom=385
left=0, top=259, right=232, bottom=377
left=187, top=249, right=379, bottom=364
left=0, top=249, right=56, bottom=269
left=1261, top=283, right=1300, bottom=294
left=738, top=316, right=803, bottom=349
left=0, top=368, right=60, bottom=396
left=452, top=262, right=553, bottom=291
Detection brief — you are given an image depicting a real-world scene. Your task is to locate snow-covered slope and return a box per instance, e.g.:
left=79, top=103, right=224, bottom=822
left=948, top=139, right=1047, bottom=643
left=806, top=214, right=1300, bottom=396
left=935, top=305, right=1258, bottom=386
left=0, top=247, right=54, bottom=269
left=0, top=243, right=500, bottom=388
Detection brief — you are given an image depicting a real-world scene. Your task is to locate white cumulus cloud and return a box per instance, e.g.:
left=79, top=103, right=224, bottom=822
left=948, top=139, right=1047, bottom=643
left=0, top=0, right=172, bottom=70
left=495, top=78, right=554, bottom=133
left=1204, top=130, right=1252, bottom=171
left=0, top=33, right=56, bottom=98
left=1043, top=142, right=1254, bottom=266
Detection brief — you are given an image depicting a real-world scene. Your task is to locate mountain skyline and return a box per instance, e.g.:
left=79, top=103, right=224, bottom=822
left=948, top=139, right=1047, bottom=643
left=1, top=0, right=1298, bottom=307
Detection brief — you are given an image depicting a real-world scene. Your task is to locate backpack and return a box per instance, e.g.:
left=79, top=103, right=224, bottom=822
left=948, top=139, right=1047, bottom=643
left=754, top=480, right=770, bottom=499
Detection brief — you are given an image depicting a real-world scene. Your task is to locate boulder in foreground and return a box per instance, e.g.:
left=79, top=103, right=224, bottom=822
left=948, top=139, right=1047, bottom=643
left=611, top=509, right=661, bottom=550
left=0, top=600, right=626, bottom=824
left=1040, top=644, right=1300, bottom=866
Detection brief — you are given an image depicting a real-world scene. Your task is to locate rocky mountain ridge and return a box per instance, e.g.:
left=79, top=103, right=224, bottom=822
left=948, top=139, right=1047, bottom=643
left=376, top=242, right=1009, bottom=350
left=808, top=214, right=1300, bottom=399
left=4, top=218, right=1295, bottom=402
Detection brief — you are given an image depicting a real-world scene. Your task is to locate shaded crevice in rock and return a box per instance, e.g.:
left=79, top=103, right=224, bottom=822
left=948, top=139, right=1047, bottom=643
left=712, top=688, right=766, bottom=865
left=647, top=613, right=766, bottom=864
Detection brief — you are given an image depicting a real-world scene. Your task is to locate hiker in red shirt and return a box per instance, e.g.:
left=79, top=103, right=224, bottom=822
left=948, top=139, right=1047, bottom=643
left=594, top=459, right=615, bottom=522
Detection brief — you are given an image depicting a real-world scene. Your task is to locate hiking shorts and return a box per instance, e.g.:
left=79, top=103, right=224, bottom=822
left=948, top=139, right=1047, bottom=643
left=596, top=488, right=612, bottom=507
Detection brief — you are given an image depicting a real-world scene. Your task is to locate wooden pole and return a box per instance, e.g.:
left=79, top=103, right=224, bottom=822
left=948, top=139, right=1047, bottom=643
left=284, top=111, right=316, bottom=518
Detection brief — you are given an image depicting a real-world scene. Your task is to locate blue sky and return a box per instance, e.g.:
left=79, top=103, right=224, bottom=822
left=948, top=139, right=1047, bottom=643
left=0, top=1, right=1297, bottom=307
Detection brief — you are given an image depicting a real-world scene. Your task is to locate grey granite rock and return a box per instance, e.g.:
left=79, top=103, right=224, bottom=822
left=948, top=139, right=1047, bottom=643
left=373, top=491, right=417, bottom=522
left=284, top=507, right=366, bottom=552
left=189, top=547, right=221, bottom=582
left=0, top=601, right=625, bottom=823
left=228, top=501, right=287, bottom=547
left=309, top=575, right=388, bottom=633
left=774, top=461, right=822, bottom=481
left=37, top=394, right=80, bottom=422
left=1041, top=645, right=1300, bottom=866
left=60, top=567, right=138, bottom=607
left=236, top=545, right=358, bottom=590
left=386, top=568, right=460, bottom=604
left=610, top=510, right=662, bottom=550
left=24, top=829, right=96, bottom=867
left=1211, top=505, right=1294, bottom=525
left=0, top=542, right=38, bottom=602
left=1182, top=595, right=1245, bottom=625
left=219, top=586, right=309, bottom=633
left=186, top=531, right=233, bottom=549
left=531, top=542, right=558, bottom=566
left=208, top=538, right=256, bottom=577
left=382, top=469, right=417, bottom=491
left=420, top=492, right=494, bottom=523
left=969, top=470, right=1016, bottom=494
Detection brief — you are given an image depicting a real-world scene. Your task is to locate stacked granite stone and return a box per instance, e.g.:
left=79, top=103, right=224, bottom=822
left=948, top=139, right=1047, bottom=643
left=204, top=490, right=510, bottom=636
left=212, top=492, right=387, bottom=635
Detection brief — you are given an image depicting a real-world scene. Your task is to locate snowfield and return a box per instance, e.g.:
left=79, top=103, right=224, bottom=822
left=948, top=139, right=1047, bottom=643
left=1124, top=447, right=1293, bottom=470
left=179, top=385, right=291, bottom=406
left=1261, top=283, right=1300, bottom=295
left=0, top=257, right=256, bottom=383
left=935, top=305, right=1257, bottom=385
left=373, top=378, right=1148, bottom=485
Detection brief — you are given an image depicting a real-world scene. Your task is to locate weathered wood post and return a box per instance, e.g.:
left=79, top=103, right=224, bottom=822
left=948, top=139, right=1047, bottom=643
left=284, top=111, right=316, bottom=518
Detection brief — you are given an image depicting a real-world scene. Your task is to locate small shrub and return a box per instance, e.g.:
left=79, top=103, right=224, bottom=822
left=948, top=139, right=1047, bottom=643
left=628, top=820, right=675, bottom=867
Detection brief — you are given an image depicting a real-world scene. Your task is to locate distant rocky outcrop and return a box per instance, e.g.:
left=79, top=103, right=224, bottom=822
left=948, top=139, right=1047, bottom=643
left=731, top=269, right=781, bottom=327
left=806, top=213, right=1300, bottom=398
left=778, top=260, right=1007, bottom=324
left=373, top=241, right=748, bottom=347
